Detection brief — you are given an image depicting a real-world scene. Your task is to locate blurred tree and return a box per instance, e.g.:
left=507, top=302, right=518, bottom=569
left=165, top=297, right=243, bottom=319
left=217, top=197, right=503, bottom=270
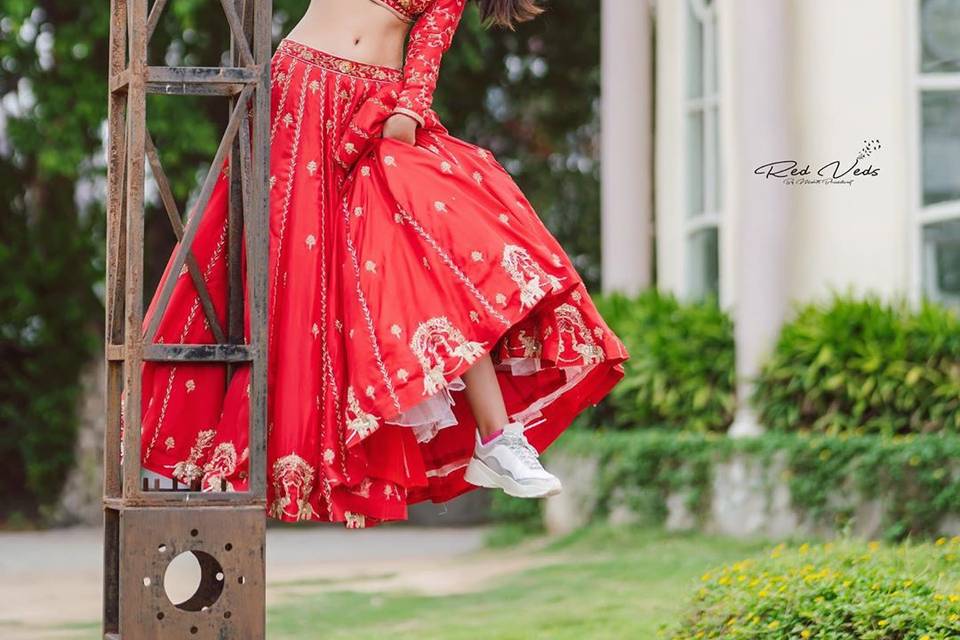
left=0, top=0, right=600, bottom=521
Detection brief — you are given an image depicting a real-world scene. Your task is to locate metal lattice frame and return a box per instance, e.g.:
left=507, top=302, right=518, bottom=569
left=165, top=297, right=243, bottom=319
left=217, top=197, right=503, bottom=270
left=103, top=0, right=271, bottom=637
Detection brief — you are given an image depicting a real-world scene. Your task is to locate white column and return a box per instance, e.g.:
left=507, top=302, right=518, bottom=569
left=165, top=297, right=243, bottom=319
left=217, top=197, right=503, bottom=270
left=600, top=0, right=653, bottom=295
left=726, top=0, right=793, bottom=437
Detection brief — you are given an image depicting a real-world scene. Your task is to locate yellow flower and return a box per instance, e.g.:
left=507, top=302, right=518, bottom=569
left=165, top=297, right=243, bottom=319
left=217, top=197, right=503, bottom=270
left=800, top=630, right=811, bottom=639
left=878, top=619, right=888, bottom=627
left=936, top=537, right=947, bottom=546
left=768, top=620, right=780, bottom=630
left=920, top=635, right=931, bottom=640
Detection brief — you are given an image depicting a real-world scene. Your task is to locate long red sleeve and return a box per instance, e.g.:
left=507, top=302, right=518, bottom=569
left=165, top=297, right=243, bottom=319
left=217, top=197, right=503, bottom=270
left=393, top=0, right=467, bottom=128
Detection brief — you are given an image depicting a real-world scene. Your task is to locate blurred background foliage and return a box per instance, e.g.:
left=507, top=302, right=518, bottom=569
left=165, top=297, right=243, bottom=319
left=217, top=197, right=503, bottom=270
left=0, top=0, right=601, bottom=520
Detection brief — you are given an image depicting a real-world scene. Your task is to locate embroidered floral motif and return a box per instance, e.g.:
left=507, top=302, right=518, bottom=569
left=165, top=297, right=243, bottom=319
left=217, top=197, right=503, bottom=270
left=410, top=316, right=486, bottom=395
left=345, top=386, right=379, bottom=439
left=345, top=511, right=366, bottom=529
left=518, top=330, right=543, bottom=359
left=201, top=442, right=243, bottom=492
left=555, top=303, right=604, bottom=365
left=164, top=436, right=175, bottom=451
left=323, top=448, right=335, bottom=464
left=305, top=234, right=317, bottom=249
left=501, top=244, right=563, bottom=309
left=354, top=478, right=373, bottom=498
left=172, top=429, right=215, bottom=483
left=269, top=453, right=316, bottom=521
left=185, top=379, right=196, bottom=392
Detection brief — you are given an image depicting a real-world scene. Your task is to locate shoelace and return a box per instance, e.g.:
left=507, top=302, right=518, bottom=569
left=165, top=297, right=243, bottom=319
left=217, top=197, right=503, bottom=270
left=501, top=432, right=544, bottom=470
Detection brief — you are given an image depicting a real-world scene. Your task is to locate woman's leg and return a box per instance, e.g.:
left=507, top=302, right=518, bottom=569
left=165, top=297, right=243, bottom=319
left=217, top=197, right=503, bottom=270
left=461, top=352, right=509, bottom=440
left=461, top=352, right=563, bottom=497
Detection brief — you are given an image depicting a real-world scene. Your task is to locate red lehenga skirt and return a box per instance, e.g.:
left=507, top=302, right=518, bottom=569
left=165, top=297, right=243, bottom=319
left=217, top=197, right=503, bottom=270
left=137, top=40, right=628, bottom=527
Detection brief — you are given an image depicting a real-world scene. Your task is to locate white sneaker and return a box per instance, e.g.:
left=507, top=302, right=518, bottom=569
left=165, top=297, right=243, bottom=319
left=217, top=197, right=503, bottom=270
left=464, top=422, right=562, bottom=498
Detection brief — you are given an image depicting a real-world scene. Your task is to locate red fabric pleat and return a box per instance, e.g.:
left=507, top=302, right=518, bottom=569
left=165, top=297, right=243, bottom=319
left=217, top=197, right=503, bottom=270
left=130, top=41, right=628, bottom=528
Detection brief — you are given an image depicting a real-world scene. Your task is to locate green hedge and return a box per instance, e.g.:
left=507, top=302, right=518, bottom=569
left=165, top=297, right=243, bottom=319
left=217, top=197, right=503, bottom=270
left=594, top=291, right=735, bottom=433
left=496, top=430, right=960, bottom=541
left=667, top=538, right=960, bottom=639
left=753, top=296, right=960, bottom=436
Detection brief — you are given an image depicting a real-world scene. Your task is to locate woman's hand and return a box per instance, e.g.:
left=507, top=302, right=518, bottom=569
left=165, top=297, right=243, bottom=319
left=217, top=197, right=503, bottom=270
left=382, top=113, right=418, bottom=145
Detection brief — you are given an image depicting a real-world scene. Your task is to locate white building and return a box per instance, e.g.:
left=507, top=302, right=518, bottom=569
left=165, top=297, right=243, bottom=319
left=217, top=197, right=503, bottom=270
left=601, top=0, right=960, bottom=434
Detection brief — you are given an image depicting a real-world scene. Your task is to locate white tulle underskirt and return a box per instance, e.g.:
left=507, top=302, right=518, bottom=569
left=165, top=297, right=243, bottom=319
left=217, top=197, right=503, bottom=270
left=383, top=356, right=590, bottom=443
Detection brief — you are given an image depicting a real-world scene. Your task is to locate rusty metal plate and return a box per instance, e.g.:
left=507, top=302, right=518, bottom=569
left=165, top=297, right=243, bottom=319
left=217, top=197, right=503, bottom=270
left=118, top=506, right=265, bottom=639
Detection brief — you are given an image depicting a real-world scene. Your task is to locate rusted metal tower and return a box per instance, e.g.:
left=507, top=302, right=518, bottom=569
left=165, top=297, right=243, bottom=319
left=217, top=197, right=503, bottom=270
left=103, top=0, right=271, bottom=637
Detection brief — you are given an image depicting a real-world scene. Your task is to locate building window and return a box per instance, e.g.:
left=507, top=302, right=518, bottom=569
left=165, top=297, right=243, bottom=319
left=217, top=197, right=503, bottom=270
left=685, top=0, right=721, bottom=300
left=917, top=0, right=960, bottom=307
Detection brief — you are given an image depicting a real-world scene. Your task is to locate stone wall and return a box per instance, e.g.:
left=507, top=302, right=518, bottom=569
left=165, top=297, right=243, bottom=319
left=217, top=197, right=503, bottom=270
left=543, top=450, right=960, bottom=540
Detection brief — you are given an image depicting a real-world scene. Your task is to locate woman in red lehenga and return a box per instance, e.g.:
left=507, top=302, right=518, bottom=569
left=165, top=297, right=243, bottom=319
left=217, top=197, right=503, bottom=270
left=138, top=0, right=629, bottom=527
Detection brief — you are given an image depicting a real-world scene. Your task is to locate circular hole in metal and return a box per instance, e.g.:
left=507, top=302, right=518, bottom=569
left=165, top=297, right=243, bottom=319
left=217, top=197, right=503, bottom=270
left=224, top=543, right=233, bottom=551
left=156, top=612, right=165, bottom=621
left=163, top=551, right=225, bottom=612
left=190, top=528, right=199, bottom=537
left=190, top=626, right=198, bottom=634
left=143, top=577, right=152, bottom=587
left=158, top=544, right=167, bottom=553
left=224, top=611, right=232, bottom=619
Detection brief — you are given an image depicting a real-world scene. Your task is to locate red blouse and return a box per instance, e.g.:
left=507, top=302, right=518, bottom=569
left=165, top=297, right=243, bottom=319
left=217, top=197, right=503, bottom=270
left=370, top=0, right=467, bottom=128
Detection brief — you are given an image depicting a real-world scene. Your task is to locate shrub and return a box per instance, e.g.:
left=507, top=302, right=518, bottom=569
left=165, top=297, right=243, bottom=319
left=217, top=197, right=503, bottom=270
left=753, top=295, right=960, bottom=436
left=595, top=290, right=735, bottom=433
left=666, top=538, right=960, bottom=639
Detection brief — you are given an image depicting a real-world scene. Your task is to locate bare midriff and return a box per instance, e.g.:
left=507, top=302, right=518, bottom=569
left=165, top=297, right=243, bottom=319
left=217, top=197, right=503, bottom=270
left=284, top=0, right=410, bottom=70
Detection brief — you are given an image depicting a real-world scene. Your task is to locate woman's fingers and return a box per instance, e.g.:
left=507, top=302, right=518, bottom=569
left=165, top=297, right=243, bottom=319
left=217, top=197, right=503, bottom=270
left=382, top=113, right=418, bottom=145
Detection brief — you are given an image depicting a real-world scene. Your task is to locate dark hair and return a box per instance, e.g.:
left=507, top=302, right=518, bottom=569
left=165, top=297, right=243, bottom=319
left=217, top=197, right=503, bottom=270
left=474, top=0, right=544, bottom=29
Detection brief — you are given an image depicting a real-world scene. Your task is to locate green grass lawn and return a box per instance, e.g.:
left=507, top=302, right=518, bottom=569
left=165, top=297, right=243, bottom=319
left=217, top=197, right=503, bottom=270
left=266, top=526, right=773, bottom=640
